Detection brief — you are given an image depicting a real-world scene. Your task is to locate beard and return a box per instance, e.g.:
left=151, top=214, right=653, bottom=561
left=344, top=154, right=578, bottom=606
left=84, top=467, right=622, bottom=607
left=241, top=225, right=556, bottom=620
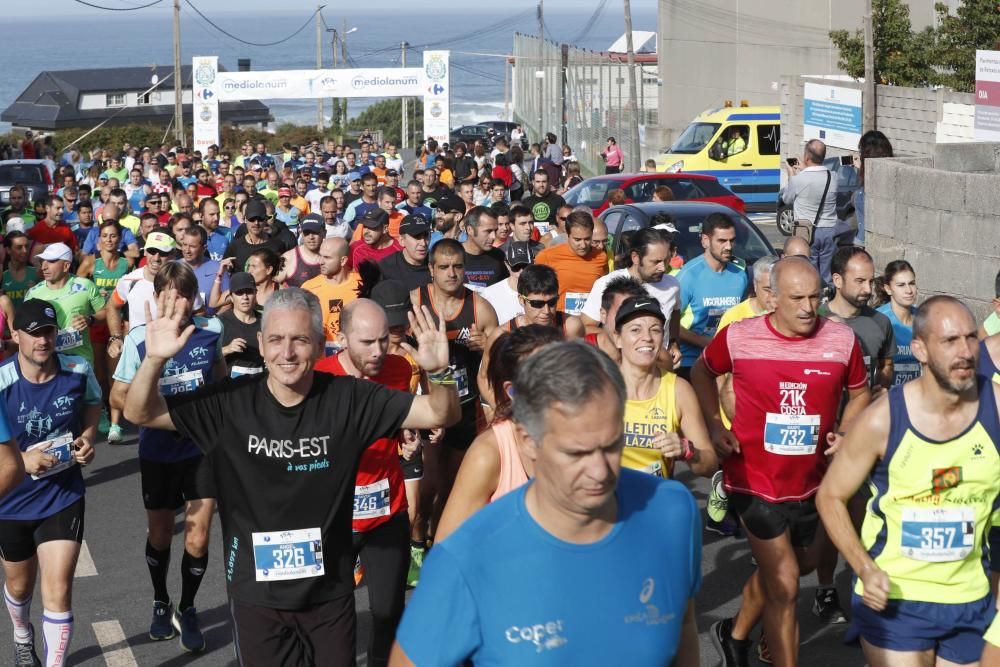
left=926, top=355, right=976, bottom=395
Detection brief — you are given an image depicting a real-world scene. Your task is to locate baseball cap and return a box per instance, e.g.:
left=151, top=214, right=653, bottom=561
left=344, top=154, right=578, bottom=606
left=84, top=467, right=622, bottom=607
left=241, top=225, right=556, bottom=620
left=229, top=272, right=256, bottom=294
left=614, top=296, right=665, bottom=330
left=14, top=299, right=58, bottom=334
left=245, top=199, right=268, bottom=221
left=300, top=214, right=324, bottom=235
left=145, top=231, right=177, bottom=253
left=37, top=243, right=73, bottom=262
left=385, top=169, right=399, bottom=177
left=370, top=280, right=411, bottom=328
left=436, top=195, right=465, bottom=214
left=347, top=172, right=362, bottom=182
left=361, top=208, right=389, bottom=229
left=278, top=187, right=293, bottom=197
left=505, top=241, right=537, bottom=268
left=399, top=214, right=431, bottom=237
left=5, top=217, right=25, bottom=233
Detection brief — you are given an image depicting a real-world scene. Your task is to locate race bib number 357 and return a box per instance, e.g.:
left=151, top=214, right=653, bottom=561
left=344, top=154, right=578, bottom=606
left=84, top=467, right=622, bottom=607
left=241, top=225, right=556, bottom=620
left=252, top=527, right=325, bottom=582
left=901, top=507, right=975, bottom=562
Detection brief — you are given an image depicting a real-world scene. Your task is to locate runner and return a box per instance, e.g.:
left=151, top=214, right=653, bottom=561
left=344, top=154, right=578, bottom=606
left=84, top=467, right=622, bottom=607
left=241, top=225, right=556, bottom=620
left=692, top=257, right=869, bottom=667
left=436, top=324, right=564, bottom=542
left=377, top=215, right=432, bottom=292
left=481, top=241, right=537, bottom=326
left=391, top=342, right=702, bottom=666
left=502, top=204, right=543, bottom=255
left=301, top=238, right=361, bottom=356
left=0, top=299, right=98, bottom=667
left=460, top=207, right=508, bottom=290
left=582, top=275, right=649, bottom=362
left=875, top=260, right=920, bottom=386
left=274, top=216, right=323, bottom=288
left=817, top=295, right=999, bottom=667
left=615, top=296, right=717, bottom=479
left=350, top=209, right=402, bottom=272
left=112, top=262, right=225, bottom=653
left=520, top=169, right=565, bottom=235
left=2, top=232, right=38, bottom=308
left=535, top=210, right=608, bottom=315
left=218, top=273, right=264, bottom=379
left=223, top=199, right=283, bottom=273
left=315, top=299, right=418, bottom=667
left=123, top=286, right=459, bottom=665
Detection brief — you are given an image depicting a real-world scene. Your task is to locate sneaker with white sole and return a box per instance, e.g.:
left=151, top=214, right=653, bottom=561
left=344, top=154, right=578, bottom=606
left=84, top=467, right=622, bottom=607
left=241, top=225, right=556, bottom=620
left=107, top=423, right=123, bottom=444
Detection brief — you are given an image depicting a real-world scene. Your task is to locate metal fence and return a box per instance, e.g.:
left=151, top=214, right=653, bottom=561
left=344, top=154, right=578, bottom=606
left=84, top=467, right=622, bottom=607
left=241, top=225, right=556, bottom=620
left=512, top=33, right=658, bottom=177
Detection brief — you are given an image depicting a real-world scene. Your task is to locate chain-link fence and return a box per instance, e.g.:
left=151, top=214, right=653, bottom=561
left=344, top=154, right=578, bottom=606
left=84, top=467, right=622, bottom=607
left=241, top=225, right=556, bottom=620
left=512, top=33, right=658, bottom=177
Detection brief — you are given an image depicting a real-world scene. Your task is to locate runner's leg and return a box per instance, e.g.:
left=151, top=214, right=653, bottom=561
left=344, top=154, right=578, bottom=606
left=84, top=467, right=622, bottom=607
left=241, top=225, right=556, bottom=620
left=36, top=541, right=81, bottom=667
left=860, top=638, right=935, bottom=667
left=356, top=514, right=409, bottom=667
left=744, top=527, right=802, bottom=667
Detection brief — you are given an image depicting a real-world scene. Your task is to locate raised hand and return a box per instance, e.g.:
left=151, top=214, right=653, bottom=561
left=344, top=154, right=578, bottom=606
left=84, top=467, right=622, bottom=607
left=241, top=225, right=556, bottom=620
left=144, top=289, right=195, bottom=362
left=401, top=305, right=450, bottom=374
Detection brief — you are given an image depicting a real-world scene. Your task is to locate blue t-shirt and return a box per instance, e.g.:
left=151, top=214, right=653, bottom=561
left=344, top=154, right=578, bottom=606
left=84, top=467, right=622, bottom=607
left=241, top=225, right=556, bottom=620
left=0, top=354, right=101, bottom=520
left=876, top=303, right=920, bottom=385
left=395, top=202, right=434, bottom=222
left=82, top=226, right=137, bottom=256
left=396, top=469, right=701, bottom=666
left=189, top=259, right=227, bottom=316
left=677, top=255, right=747, bottom=367
left=207, top=227, right=234, bottom=262
left=114, top=317, right=223, bottom=463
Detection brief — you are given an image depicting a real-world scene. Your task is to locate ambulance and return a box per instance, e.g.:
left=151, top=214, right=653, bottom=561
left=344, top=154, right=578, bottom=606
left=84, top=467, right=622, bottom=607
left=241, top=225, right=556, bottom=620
left=654, top=102, right=780, bottom=211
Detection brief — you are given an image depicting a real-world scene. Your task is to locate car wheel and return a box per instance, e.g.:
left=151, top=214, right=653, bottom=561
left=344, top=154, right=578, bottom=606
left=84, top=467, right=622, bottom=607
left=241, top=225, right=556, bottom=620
left=776, top=205, right=796, bottom=236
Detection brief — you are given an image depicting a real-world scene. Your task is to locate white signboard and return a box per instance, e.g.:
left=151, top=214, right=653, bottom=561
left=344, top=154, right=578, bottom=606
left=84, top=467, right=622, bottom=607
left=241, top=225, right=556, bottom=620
left=423, top=51, right=450, bottom=145
left=214, top=68, right=426, bottom=101
left=803, top=83, right=863, bottom=150
left=975, top=50, right=1000, bottom=141
left=191, top=56, right=219, bottom=153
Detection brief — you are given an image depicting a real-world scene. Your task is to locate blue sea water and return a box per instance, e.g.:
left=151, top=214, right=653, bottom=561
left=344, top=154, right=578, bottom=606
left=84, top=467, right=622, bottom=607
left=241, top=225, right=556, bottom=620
left=0, top=5, right=656, bottom=133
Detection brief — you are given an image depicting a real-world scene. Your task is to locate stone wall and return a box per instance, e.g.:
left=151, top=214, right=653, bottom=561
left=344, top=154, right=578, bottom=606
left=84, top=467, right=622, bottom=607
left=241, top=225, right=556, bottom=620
left=864, top=143, right=1000, bottom=321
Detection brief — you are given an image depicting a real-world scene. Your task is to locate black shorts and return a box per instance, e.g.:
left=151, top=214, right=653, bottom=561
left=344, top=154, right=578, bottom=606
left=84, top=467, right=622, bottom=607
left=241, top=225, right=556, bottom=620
left=442, top=400, right=484, bottom=451
left=730, top=492, right=819, bottom=547
left=0, top=498, right=85, bottom=563
left=401, top=448, right=423, bottom=481
left=140, top=456, right=215, bottom=510
left=230, top=594, right=356, bottom=667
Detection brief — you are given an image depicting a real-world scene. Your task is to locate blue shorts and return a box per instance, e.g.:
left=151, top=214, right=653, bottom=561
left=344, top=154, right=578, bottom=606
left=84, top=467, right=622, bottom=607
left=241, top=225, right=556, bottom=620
left=847, top=593, right=994, bottom=664
left=990, top=526, right=1000, bottom=572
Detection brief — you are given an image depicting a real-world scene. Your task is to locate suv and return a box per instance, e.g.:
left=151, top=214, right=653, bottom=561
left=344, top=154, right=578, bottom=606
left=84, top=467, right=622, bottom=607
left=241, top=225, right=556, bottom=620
left=0, top=160, right=53, bottom=206
left=448, top=125, right=493, bottom=147
left=476, top=121, right=528, bottom=149
left=564, top=172, right=745, bottom=216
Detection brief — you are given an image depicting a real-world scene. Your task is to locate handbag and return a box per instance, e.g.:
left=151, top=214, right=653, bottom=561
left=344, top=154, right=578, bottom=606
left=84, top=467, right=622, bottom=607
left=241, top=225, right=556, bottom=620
left=792, top=171, right=832, bottom=245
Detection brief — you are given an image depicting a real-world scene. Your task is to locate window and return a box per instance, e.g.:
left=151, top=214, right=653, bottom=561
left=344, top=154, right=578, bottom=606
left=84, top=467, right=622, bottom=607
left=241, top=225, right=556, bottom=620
left=710, top=124, right=749, bottom=161
left=757, top=124, right=780, bottom=156
left=106, top=93, right=125, bottom=107
left=624, top=180, right=655, bottom=203
left=137, top=92, right=151, bottom=105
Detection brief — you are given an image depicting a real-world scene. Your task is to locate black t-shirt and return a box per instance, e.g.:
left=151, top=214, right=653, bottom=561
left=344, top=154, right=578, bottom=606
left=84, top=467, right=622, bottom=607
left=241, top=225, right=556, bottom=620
left=838, top=306, right=895, bottom=387
left=463, top=248, right=508, bottom=288
left=378, top=250, right=431, bottom=291
left=223, top=236, right=284, bottom=274
left=168, top=372, right=414, bottom=609
left=343, top=190, right=363, bottom=209
left=421, top=186, right=451, bottom=209
left=521, top=192, right=566, bottom=226
left=219, top=310, right=263, bottom=376
left=453, top=155, right=477, bottom=182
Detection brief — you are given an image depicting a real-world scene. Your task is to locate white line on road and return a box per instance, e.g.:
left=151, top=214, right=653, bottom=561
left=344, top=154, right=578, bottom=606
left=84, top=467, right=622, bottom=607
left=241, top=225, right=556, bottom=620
left=74, top=540, right=97, bottom=578
left=92, top=620, right=138, bottom=667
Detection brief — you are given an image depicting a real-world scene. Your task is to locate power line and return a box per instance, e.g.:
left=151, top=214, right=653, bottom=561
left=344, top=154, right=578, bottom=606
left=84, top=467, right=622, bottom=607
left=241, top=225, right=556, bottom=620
left=71, top=0, right=164, bottom=10
left=182, top=0, right=320, bottom=47
left=570, top=0, right=609, bottom=44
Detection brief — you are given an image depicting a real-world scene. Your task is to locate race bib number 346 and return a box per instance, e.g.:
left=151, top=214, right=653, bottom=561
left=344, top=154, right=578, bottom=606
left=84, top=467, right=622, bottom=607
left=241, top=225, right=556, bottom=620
left=252, top=527, right=325, bottom=582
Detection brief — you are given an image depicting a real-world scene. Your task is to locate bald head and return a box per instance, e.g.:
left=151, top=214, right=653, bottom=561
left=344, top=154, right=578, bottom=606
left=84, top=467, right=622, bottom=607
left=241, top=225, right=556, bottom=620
left=319, top=237, right=349, bottom=278
left=340, top=298, right=386, bottom=337
left=804, top=139, right=826, bottom=166
left=770, top=256, right=820, bottom=296
left=338, top=298, right=390, bottom=377
left=101, top=202, right=121, bottom=222
left=913, top=295, right=975, bottom=342
left=782, top=236, right=811, bottom=258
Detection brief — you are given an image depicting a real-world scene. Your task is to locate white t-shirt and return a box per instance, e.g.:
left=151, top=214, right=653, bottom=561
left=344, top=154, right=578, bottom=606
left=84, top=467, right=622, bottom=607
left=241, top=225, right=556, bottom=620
left=113, top=268, right=205, bottom=330
left=581, top=268, right=681, bottom=344
left=305, top=188, right=329, bottom=212
left=481, top=279, right=522, bottom=326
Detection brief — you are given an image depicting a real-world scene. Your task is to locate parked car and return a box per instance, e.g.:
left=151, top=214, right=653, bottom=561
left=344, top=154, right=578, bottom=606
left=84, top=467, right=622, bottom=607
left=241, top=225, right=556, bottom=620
left=448, top=125, right=493, bottom=147
left=600, top=201, right=775, bottom=271
left=564, top=172, right=746, bottom=216
left=775, top=157, right=861, bottom=236
left=0, top=159, right=53, bottom=206
left=475, top=121, right=529, bottom=149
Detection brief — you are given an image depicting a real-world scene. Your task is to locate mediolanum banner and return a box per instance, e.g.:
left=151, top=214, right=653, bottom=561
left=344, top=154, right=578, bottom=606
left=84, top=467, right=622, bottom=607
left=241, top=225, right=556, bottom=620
left=214, top=68, right=426, bottom=101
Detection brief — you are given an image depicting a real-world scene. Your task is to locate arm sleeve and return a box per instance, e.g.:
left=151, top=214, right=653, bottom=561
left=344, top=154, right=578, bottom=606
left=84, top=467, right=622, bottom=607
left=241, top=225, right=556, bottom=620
left=167, top=380, right=227, bottom=453
left=580, top=275, right=606, bottom=322
left=395, top=546, right=482, bottom=666
left=111, top=328, right=143, bottom=384
left=678, top=270, right=693, bottom=312
left=111, top=277, right=131, bottom=307
left=87, top=281, right=104, bottom=314
left=846, top=339, right=869, bottom=390
left=82, top=362, right=102, bottom=405
left=82, top=228, right=98, bottom=255
left=348, top=377, right=416, bottom=456
left=0, top=406, right=11, bottom=442
left=701, top=324, right=733, bottom=376
left=781, top=174, right=799, bottom=206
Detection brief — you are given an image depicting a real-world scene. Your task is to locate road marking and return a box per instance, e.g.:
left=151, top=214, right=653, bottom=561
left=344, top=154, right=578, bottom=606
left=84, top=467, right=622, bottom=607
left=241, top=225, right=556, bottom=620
left=92, top=620, right=138, bottom=667
left=74, top=540, right=97, bottom=578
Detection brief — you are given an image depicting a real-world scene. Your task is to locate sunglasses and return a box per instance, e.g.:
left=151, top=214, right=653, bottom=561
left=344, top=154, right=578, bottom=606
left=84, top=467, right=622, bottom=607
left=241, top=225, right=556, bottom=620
left=146, top=247, right=171, bottom=256
left=510, top=262, right=530, bottom=272
left=224, top=205, right=236, bottom=211
left=233, top=289, right=255, bottom=296
left=521, top=296, right=558, bottom=309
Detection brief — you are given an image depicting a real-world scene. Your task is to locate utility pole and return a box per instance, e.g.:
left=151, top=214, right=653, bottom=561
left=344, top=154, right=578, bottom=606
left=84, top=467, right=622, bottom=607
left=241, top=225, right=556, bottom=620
left=327, top=27, right=339, bottom=134
left=401, top=42, right=409, bottom=149
left=623, top=0, right=641, bottom=172
left=537, top=0, right=544, bottom=139
left=315, top=6, right=324, bottom=132
left=341, top=19, right=349, bottom=129
left=504, top=56, right=510, bottom=121
left=172, top=0, right=183, bottom=144
left=863, top=0, right=876, bottom=133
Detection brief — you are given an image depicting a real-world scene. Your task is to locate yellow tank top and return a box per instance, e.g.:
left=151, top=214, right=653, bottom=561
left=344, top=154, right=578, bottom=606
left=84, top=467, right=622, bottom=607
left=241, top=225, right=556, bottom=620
left=856, top=381, right=1000, bottom=603
left=622, top=371, right=680, bottom=479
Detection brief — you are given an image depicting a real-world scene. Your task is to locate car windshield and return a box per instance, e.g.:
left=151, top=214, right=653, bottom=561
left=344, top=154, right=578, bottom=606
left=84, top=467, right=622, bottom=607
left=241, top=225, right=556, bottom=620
left=564, top=179, right=626, bottom=207
left=0, top=165, right=44, bottom=184
left=668, top=123, right=721, bottom=155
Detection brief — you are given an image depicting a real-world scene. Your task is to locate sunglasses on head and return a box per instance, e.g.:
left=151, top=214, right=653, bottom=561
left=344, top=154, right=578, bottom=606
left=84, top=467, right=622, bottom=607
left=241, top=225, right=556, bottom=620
left=521, top=296, right=558, bottom=309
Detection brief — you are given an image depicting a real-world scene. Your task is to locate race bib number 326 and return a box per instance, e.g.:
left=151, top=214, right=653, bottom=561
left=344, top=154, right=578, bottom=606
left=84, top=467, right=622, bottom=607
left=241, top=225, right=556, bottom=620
left=252, top=527, right=325, bottom=582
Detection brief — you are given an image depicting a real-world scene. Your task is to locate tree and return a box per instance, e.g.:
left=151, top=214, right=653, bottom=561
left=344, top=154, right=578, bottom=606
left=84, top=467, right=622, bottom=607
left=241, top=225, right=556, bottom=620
left=347, top=98, right=423, bottom=146
left=934, top=0, right=1000, bottom=92
left=829, top=0, right=938, bottom=87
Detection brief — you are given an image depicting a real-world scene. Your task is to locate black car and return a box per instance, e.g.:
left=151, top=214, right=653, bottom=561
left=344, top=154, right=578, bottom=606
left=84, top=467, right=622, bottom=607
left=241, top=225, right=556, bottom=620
left=476, top=121, right=529, bottom=149
left=600, top=201, right=776, bottom=270
left=448, top=125, right=493, bottom=147
left=0, top=160, right=52, bottom=206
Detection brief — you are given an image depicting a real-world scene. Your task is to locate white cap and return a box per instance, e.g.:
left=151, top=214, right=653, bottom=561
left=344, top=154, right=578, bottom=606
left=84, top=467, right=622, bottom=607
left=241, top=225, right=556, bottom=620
left=5, top=217, right=24, bottom=233
left=37, top=242, right=73, bottom=262
left=653, top=222, right=678, bottom=234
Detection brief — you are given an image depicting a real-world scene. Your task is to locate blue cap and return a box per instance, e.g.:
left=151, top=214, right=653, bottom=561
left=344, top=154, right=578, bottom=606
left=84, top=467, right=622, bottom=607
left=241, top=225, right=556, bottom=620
left=347, top=172, right=362, bottom=182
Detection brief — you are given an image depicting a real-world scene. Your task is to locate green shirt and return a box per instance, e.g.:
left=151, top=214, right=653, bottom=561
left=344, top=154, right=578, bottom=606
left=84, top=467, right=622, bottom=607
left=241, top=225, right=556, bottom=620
left=985, top=312, right=1000, bottom=338
left=92, top=256, right=129, bottom=305
left=2, top=266, right=38, bottom=307
left=25, top=276, right=104, bottom=364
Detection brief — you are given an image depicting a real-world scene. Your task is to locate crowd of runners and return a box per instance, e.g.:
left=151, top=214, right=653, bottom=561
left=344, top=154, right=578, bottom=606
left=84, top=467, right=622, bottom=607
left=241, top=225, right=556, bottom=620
left=0, top=127, right=996, bottom=667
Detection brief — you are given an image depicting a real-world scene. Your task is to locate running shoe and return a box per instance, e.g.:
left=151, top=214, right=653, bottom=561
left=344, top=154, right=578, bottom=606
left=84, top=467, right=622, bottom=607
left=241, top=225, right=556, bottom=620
left=149, top=601, right=176, bottom=641
left=710, top=617, right=750, bottom=667
left=757, top=632, right=773, bottom=664
left=354, top=556, right=365, bottom=587
left=407, top=545, right=425, bottom=588
left=707, top=470, right=729, bottom=522
left=107, top=423, right=123, bottom=444
left=172, top=607, right=205, bottom=652
left=13, top=623, right=40, bottom=667
left=812, top=588, right=848, bottom=624
left=706, top=514, right=739, bottom=537
left=98, top=409, right=111, bottom=435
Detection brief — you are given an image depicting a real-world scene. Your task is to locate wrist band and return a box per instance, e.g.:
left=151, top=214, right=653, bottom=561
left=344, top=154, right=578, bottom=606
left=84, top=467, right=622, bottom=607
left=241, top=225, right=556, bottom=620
left=109, top=335, right=123, bottom=342
left=681, top=437, right=695, bottom=461
left=427, top=368, right=456, bottom=385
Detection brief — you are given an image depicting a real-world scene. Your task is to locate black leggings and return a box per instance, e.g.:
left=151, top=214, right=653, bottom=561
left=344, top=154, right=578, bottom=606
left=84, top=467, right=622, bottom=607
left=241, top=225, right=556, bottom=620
left=352, top=512, right=409, bottom=667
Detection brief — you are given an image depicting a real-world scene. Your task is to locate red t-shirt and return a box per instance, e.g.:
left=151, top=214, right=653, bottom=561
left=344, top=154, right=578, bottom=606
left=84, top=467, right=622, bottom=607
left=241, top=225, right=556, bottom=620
left=315, top=353, right=413, bottom=532
left=27, top=222, right=78, bottom=252
left=349, top=238, right=402, bottom=272
left=702, top=315, right=867, bottom=502
left=196, top=183, right=218, bottom=198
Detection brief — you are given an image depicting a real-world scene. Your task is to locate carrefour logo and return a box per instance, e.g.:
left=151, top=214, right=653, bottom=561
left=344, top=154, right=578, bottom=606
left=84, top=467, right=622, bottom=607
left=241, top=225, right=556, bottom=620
left=351, top=74, right=419, bottom=90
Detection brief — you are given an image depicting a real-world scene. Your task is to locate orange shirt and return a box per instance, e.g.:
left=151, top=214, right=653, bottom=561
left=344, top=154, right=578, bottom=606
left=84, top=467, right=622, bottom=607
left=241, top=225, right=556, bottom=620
left=535, top=243, right=608, bottom=314
left=351, top=211, right=405, bottom=243
left=291, top=195, right=311, bottom=216
left=301, top=272, right=361, bottom=347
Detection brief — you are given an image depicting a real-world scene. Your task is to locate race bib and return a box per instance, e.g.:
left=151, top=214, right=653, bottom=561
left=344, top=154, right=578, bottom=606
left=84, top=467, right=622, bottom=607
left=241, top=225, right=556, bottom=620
left=900, top=507, right=975, bottom=562
left=455, top=366, right=470, bottom=399
left=353, top=478, right=391, bottom=521
left=564, top=292, right=589, bottom=316
left=252, top=527, right=325, bottom=582
left=27, top=433, right=76, bottom=480
left=158, top=370, right=204, bottom=396
left=55, top=328, right=83, bottom=352
left=533, top=221, right=551, bottom=235
left=763, top=413, right=820, bottom=455
left=704, top=308, right=725, bottom=337
left=641, top=459, right=666, bottom=479
left=894, top=363, right=921, bottom=383
left=230, top=365, right=264, bottom=379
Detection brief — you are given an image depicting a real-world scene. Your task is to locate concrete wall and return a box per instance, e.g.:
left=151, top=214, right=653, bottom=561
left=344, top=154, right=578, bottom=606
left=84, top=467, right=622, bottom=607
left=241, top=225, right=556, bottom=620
left=864, top=143, right=1000, bottom=321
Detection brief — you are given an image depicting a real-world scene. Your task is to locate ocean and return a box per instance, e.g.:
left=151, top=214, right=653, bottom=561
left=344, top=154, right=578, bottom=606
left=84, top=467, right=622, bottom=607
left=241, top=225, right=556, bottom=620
left=0, top=5, right=657, bottom=134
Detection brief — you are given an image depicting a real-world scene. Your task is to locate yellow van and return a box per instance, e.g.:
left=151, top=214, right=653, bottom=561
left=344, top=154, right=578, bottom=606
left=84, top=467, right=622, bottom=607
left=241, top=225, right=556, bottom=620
left=654, top=103, right=780, bottom=211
